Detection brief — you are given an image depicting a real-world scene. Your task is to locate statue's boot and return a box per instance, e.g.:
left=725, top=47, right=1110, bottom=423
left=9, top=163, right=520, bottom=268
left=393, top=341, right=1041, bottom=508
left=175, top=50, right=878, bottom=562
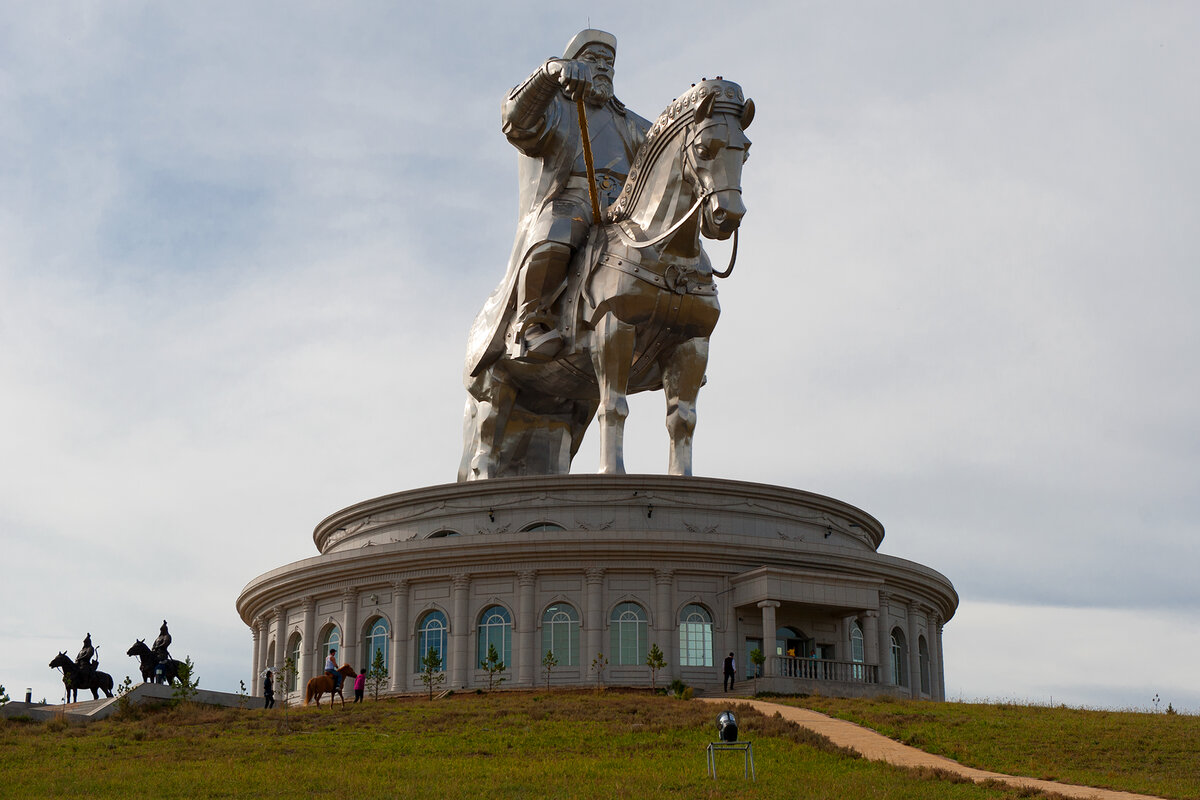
left=513, top=242, right=570, bottom=362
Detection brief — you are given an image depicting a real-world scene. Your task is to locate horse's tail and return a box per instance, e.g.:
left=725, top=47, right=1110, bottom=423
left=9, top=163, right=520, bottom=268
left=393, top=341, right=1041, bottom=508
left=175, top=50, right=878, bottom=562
left=304, top=679, right=315, bottom=705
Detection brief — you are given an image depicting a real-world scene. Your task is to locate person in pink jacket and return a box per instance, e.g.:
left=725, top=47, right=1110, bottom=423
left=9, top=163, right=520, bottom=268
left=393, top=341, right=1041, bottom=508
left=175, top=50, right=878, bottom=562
left=353, top=668, right=366, bottom=702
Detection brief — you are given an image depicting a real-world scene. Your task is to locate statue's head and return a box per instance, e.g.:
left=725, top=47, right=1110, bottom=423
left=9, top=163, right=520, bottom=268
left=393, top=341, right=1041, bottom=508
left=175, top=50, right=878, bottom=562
left=563, top=29, right=616, bottom=107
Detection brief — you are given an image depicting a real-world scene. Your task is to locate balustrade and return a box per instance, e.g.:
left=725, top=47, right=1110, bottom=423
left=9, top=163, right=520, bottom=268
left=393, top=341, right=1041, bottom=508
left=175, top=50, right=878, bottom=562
left=770, top=656, right=877, bottom=684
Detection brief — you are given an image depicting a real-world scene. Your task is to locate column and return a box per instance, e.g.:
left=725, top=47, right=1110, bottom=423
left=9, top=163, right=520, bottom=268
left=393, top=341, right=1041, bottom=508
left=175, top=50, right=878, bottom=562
left=757, top=600, right=779, bottom=677
left=250, top=621, right=262, bottom=697
left=907, top=602, right=921, bottom=698
left=450, top=574, right=470, bottom=688
left=342, top=589, right=359, bottom=669
left=517, top=571, right=537, bottom=687
left=391, top=580, right=409, bottom=691
left=930, top=613, right=944, bottom=701
left=300, top=597, right=316, bottom=689
left=585, top=568, right=604, bottom=666
left=271, top=605, right=285, bottom=680
left=877, top=594, right=893, bottom=686
left=654, top=569, right=675, bottom=679
left=862, top=610, right=880, bottom=680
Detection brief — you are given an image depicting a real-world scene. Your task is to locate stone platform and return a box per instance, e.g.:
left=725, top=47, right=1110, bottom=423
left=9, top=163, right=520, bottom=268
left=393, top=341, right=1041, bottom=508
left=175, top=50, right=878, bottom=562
left=237, top=474, right=956, bottom=700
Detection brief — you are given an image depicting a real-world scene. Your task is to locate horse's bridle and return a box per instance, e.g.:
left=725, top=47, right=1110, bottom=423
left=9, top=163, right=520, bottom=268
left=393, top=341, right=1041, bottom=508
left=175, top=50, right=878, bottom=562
left=611, top=190, right=741, bottom=279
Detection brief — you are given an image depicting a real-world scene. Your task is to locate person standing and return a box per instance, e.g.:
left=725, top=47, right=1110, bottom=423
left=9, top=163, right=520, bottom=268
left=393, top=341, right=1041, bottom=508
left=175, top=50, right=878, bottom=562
left=723, top=652, right=737, bottom=692
left=263, top=670, right=275, bottom=709
left=353, top=668, right=366, bottom=703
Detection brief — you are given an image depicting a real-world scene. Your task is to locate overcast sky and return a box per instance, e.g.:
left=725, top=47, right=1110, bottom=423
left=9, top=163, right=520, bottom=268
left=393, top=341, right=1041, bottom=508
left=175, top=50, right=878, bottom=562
left=3, top=2, right=1196, bottom=711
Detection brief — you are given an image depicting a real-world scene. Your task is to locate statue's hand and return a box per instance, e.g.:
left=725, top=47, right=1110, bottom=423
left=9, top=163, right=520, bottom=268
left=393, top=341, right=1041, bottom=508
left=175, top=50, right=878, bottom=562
left=546, top=58, right=593, bottom=102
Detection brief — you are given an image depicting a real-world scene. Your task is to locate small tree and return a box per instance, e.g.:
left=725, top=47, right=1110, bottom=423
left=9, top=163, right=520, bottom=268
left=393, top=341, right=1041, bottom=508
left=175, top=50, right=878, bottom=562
left=645, top=643, right=666, bottom=691
left=237, top=679, right=249, bottom=709
left=749, top=648, right=765, bottom=695
left=480, top=642, right=507, bottom=692
left=367, top=647, right=390, bottom=700
left=0, top=684, right=10, bottom=706
left=541, top=649, right=558, bottom=689
left=115, top=675, right=134, bottom=716
left=172, top=656, right=200, bottom=705
left=590, top=652, right=608, bottom=690
left=420, top=646, right=445, bottom=701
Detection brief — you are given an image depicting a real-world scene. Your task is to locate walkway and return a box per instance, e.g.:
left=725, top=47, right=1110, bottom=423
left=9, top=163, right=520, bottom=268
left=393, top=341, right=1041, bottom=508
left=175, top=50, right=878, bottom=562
left=699, top=697, right=1165, bottom=800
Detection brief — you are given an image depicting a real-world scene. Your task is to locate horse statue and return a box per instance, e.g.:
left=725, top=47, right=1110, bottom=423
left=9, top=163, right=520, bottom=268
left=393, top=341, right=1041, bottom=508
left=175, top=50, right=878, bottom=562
left=460, top=78, right=753, bottom=479
left=127, top=639, right=182, bottom=685
left=50, top=651, right=114, bottom=702
left=305, top=663, right=356, bottom=708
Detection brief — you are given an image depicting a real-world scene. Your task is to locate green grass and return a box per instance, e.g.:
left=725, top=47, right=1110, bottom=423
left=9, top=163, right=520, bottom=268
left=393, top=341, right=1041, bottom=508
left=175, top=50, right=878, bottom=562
left=778, top=695, right=1200, bottom=800
left=1, top=691, right=1070, bottom=800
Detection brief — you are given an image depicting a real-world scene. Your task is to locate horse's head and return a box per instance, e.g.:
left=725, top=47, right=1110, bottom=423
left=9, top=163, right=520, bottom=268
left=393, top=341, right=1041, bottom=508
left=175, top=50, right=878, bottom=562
left=50, top=652, right=70, bottom=669
left=611, top=78, right=753, bottom=244
left=127, top=640, right=144, bottom=657
left=683, top=79, right=753, bottom=239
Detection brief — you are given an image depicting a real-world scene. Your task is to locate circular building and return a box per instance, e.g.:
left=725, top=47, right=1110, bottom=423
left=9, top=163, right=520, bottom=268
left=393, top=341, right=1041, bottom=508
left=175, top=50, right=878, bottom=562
left=236, top=474, right=956, bottom=699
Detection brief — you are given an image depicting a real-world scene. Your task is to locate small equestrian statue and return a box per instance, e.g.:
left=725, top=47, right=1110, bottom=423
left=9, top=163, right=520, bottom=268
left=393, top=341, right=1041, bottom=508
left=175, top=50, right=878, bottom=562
left=127, top=620, right=183, bottom=685
left=50, top=632, right=114, bottom=702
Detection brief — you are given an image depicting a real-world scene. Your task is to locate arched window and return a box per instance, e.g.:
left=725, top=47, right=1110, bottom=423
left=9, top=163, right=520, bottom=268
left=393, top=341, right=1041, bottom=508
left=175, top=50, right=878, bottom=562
left=918, top=635, right=931, bottom=695
left=321, top=626, right=341, bottom=666
left=427, top=529, right=460, bottom=538
left=610, top=602, right=648, bottom=666
left=366, top=617, right=390, bottom=674
left=678, top=604, right=713, bottom=667
left=477, top=605, right=512, bottom=667
left=521, top=521, right=564, bottom=532
left=890, top=628, right=907, bottom=687
left=416, top=610, right=447, bottom=672
left=286, top=633, right=302, bottom=692
left=265, top=640, right=275, bottom=672
left=850, top=620, right=866, bottom=680
left=542, top=603, right=580, bottom=667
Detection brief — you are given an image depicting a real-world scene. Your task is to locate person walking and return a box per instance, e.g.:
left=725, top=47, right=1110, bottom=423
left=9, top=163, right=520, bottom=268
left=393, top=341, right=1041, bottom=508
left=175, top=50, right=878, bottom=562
left=353, top=668, right=366, bottom=703
left=723, top=652, right=737, bottom=692
left=263, top=669, right=275, bottom=709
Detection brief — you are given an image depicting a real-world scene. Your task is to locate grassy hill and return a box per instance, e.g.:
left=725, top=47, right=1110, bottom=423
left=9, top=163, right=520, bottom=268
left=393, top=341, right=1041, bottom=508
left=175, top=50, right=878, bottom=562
left=1, top=690, right=1194, bottom=799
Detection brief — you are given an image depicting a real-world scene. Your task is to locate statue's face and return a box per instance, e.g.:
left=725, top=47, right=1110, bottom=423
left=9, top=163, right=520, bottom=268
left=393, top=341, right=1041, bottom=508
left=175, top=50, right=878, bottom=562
left=578, top=44, right=615, bottom=106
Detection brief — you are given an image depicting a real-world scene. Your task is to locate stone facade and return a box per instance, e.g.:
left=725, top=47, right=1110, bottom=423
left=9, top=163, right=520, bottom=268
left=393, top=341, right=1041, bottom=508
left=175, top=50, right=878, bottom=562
left=237, top=474, right=956, bottom=699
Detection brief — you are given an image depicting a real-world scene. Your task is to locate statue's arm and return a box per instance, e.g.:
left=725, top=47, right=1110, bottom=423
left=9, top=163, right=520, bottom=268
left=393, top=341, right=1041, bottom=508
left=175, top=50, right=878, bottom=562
left=503, top=59, right=594, bottom=153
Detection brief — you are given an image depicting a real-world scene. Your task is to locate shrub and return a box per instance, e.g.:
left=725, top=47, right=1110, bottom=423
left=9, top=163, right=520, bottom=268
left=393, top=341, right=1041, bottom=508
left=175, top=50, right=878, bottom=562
left=367, top=648, right=390, bottom=700
left=645, top=644, right=666, bottom=690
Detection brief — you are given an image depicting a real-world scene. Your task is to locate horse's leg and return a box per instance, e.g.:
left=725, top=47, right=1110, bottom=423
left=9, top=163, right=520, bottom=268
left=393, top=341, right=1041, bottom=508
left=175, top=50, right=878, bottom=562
left=660, top=336, right=710, bottom=476
left=589, top=313, right=635, bottom=473
left=468, top=374, right=517, bottom=479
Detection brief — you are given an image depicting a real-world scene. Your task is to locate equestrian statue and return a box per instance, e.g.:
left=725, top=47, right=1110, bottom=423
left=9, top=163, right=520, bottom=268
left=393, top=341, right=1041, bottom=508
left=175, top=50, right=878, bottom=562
left=51, top=633, right=114, bottom=702
left=460, top=29, right=753, bottom=480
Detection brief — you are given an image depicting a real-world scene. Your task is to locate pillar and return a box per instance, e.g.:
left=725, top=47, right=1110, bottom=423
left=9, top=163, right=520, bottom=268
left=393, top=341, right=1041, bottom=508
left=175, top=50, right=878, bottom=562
left=391, top=580, right=409, bottom=691
left=877, top=593, right=893, bottom=686
left=451, top=574, right=470, bottom=688
left=301, top=596, right=316, bottom=689
left=862, top=609, right=880, bottom=678
left=271, top=605, right=285, bottom=687
left=342, top=589, right=359, bottom=669
left=930, top=613, right=945, bottom=701
left=250, top=620, right=262, bottom=697
left=907, top=601, right=921, bottom=698
left=654, top=569, right=675, bottom=679
left=585, top=568, right=604, bottom=666
left=517, top=571, right=537, bottom=686
left=757, top=601, right=779, bottom=677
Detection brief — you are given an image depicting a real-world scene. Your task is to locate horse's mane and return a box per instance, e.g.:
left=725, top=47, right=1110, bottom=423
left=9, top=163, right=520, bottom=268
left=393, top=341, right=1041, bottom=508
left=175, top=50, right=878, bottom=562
left=609, top=78, right=747, bottom=223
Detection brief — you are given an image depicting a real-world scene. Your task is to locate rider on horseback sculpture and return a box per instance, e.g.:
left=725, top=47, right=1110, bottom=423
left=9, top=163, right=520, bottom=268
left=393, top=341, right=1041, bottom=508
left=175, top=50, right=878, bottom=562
left=152, top=619, right=173, bottom=665
left=75, top=633, right=98, bottom=679
left=467, top=28, right=650, bottom=373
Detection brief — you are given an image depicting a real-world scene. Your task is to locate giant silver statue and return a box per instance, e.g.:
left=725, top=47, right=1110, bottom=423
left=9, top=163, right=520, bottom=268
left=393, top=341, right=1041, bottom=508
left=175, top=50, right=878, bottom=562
left=461, top=29, right=753, bottom=480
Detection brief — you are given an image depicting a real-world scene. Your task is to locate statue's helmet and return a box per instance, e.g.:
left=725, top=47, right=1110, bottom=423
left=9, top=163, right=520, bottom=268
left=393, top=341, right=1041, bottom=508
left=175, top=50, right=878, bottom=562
left=563, top=29, right=616, bottom=60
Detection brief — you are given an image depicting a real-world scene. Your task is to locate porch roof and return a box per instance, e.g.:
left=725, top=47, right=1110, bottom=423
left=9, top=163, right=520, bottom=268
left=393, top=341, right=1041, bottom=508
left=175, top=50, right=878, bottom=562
left=730, top=565, right=884, bottom=611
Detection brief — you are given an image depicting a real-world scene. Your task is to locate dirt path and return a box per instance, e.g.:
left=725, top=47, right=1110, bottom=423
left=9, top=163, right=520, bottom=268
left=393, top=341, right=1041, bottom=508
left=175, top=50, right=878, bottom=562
left=699, top=698, right=1165, bottom=800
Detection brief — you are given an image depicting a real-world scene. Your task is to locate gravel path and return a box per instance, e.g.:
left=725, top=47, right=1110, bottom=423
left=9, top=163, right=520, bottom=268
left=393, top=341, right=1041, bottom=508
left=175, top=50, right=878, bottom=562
left=699, top=698, right=1166, bottom=800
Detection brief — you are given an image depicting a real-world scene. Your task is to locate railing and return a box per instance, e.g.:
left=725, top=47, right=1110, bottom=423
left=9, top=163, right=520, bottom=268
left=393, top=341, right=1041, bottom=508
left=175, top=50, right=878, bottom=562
left=770, top=657, right=877, bottom=684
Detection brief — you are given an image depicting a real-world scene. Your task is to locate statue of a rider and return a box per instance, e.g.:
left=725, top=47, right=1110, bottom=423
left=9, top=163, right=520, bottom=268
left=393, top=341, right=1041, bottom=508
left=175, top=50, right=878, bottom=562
left=75, top=632, right=98, bottom=678
left=151, top=620, right=172, bottom=664
left=466, top=29, right=651, bottom=375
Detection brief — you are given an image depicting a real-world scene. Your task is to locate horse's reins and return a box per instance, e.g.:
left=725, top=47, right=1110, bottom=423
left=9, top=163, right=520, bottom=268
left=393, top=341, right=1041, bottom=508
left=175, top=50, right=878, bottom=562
left=610, top=189, right=740, bottom=279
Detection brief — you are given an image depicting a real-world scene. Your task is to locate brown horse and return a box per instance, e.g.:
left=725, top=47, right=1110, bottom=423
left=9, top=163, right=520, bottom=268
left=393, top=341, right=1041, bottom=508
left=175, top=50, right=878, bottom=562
left=305, top=663, right=356, bottom=707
